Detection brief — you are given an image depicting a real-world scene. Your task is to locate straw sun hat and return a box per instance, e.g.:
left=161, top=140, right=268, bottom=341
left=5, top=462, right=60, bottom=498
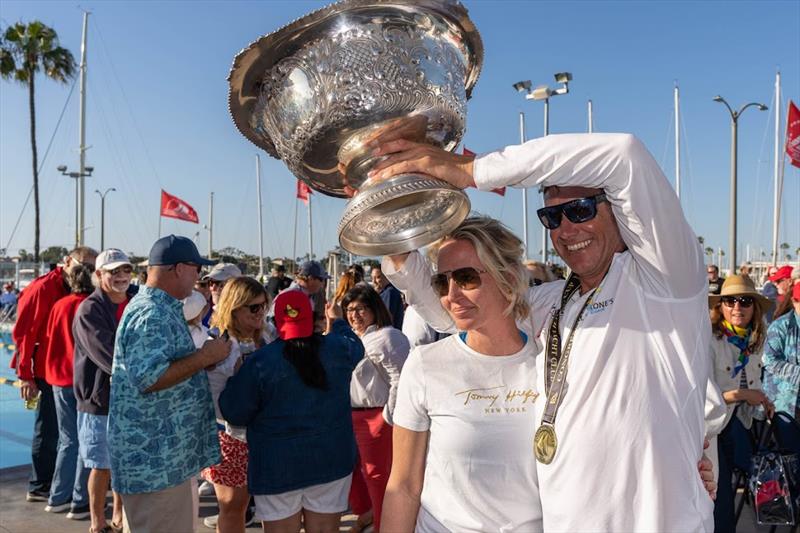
left=708, top=274, right=771, bottom=310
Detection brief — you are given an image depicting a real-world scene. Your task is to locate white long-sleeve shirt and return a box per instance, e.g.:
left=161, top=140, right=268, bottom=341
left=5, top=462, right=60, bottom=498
left=384, top=133, right=713, bottom=532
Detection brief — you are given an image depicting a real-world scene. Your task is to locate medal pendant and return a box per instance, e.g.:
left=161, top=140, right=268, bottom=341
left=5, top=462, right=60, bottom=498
left=534, top=424, right=558, bottom=464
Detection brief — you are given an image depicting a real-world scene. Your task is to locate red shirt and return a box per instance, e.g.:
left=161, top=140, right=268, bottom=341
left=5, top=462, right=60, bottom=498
left=11, top=267, right=69, bottom=380
left=44, top=293, right=90, bottom=387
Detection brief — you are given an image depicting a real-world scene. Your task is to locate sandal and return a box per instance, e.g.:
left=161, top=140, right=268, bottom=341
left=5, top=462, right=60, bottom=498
left=109, top=521, right=123, bottom=533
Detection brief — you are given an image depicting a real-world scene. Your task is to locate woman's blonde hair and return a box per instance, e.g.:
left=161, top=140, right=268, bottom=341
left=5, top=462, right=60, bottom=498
left=211, top=276, right=269, bottom=341
left=429, top=216, right=530, bottom=320
left=709, top=299, right=766, bottom=353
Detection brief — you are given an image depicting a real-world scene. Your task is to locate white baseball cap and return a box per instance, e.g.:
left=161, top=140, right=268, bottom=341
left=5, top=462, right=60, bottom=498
left=182, top=290, right=208, bottom=321
left=96, top=249, right=132, bottom=271
left=202, top=263, right=242, bottom=282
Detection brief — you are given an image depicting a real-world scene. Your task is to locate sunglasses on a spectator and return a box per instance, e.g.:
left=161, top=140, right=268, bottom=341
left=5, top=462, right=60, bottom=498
left=721, top=296, right=754, bottom=308
left=431, top=267, right=488, bottom=297
left=536, top=193, right=608, bottom=230
left=243, top=302, right=266, bottom=314
left=109, top=266, right=133, bottom=276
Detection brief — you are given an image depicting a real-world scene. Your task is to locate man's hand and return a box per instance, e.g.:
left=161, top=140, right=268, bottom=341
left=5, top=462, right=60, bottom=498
left=386, top=252, right=411, bottom=271
left=20, top=379, right=38, bottom=401
left=367, top=139, right=476, bottom=189
left=201, top=337, right=232, bottom=367
left=699, top=438, right=716, bottom=500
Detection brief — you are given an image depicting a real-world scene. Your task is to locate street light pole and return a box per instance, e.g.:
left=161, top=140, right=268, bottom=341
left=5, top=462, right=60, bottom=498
left=58, top=165, right=94, bottom=248
left=513, top=72, right=572, bottom=264
left=95, top=187, right=116, bottom=250
left=713, top=96, right=767, bottom=272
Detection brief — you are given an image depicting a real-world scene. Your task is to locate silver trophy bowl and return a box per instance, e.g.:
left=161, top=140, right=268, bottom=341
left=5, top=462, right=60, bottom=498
left=228, top=0, right=482, bottom=256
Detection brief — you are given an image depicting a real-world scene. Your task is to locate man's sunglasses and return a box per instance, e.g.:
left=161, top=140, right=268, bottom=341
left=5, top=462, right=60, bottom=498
left=431, top=267, right=488, bottom=297
left=536, top=193, right=608, bottom=230
left=721, top=296, right=754, bottom=308
left=242, top=302, right=267, bottom=314
left=179, top=262, right=202, bottom=274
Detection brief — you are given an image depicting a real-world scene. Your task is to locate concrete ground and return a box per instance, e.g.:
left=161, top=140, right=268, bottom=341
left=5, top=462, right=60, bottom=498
left=0, top=464, right=795, bottom=533
left=0, top=465, right=364, bottom=533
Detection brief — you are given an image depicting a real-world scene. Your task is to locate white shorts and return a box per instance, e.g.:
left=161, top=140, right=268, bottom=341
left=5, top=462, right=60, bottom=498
left=253, top=474, right=352, bottom=522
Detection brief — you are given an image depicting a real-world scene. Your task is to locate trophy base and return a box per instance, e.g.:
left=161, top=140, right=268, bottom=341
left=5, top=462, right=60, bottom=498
left=338, top=174, right=471, bottom=256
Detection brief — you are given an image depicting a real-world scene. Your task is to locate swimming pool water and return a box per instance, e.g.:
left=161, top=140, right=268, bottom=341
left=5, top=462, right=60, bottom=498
left=0, top=327, right=33, bottom=468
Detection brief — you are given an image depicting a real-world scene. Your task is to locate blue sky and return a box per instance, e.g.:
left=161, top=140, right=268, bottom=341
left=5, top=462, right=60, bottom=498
left=1, top=0, right=798, bottom=267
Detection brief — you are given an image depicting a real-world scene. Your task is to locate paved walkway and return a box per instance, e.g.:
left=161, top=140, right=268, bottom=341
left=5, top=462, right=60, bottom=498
left=2, top=464, right=796, bottom=533
left=0, top=466, right=362, bottom=533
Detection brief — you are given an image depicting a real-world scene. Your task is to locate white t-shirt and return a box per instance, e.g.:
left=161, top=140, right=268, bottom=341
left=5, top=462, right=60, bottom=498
left=393, top=333, right=543, bottom=533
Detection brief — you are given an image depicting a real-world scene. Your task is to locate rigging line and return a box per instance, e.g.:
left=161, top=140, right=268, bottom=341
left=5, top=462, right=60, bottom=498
left=679, top=106, right=698, bottom=229
left=4, top=76, right=79, bottom=253
left=660, top=106, right=674, bottom=174
left=89, top=22, right=159, bottom=240
left=750, top=89, right=775, bottom=252
left=91, top=17, right=163, bottom=188
left=87, top=78, right=152, bottom=252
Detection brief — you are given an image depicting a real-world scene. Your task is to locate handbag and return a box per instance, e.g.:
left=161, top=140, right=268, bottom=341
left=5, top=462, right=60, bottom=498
left=749, top=416, right=800, bottom=525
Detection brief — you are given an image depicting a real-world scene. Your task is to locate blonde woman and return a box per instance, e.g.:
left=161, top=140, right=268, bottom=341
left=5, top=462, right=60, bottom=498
left=383, top=217, right=558, bottom=531
left=203, top=277, right=276, bottom=533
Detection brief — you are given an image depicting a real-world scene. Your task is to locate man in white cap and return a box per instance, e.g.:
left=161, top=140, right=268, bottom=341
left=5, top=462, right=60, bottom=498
left=72, top=249, right=136, bottom=532
left=203, top=263, right=242, bottom=307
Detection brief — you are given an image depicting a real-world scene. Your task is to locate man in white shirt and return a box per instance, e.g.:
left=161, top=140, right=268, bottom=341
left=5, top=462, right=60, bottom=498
left=370, top=133, right=714, bottom=532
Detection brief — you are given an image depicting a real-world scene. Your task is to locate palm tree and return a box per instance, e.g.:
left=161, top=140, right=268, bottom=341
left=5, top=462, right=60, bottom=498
left=780, top=242, right=790, bottom=261
left=1, top=21, right=76, bottom=262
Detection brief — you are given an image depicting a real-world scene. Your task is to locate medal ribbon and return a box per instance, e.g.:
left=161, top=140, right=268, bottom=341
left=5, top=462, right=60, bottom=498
left=541, top=273, right=598, bottom=427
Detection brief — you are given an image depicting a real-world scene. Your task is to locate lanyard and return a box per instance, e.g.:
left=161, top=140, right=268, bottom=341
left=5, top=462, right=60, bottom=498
left=542, top=274, right=598, bottom=426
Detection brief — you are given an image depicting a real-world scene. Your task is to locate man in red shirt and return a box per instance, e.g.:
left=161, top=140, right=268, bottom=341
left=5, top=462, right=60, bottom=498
left=12, top=246, right=97, bottom=502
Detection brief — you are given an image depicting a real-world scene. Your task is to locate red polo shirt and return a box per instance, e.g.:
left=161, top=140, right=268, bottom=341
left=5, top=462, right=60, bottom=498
left=44, top=293, right=90, bottom=387
left=11, top=267, right=69, bottom=380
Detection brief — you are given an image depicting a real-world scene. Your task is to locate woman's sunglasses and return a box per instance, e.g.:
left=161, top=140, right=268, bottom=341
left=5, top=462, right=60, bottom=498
left=431, top=267, right=488, bottom=297
left=536, top=193, right=608, bottom=230
left=243, top=302, right=267, bottom=314
left=721, top=296, right=754, bottom=308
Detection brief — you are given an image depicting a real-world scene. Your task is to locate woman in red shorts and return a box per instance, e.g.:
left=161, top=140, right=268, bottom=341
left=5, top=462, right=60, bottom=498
left=203, top=277, right=275, bottom=533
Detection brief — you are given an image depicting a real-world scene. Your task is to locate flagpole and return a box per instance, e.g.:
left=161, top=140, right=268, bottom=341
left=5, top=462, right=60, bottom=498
left=157, top=202, right=162, bottom=239
left=256, top=155, right=265, bottom=280
left=307, top=192, right=313, bottom=261
left=519, top=112, right=528, bottom=259
left=771, top=70, right=782, bottom=266
left=208, top=192, right=214, bottom=258
left=292, top=196, right=298, bottom=264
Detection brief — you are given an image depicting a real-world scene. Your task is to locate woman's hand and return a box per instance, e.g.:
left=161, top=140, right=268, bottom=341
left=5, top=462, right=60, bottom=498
left=724, top=389, right=775, bottom=418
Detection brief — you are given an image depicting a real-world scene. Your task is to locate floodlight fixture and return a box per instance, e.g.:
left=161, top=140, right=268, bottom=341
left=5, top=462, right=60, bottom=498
left=513, top=80, right=532, bottom=93
left=554, top=72, right=572, bottom=84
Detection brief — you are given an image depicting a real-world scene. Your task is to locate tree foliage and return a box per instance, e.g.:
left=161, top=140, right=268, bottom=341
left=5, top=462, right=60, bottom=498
left=1, top=21, right=76, bottom=263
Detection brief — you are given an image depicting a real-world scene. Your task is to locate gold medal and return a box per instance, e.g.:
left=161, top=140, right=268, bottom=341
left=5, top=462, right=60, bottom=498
left=534, top=423, right=558, bottom=464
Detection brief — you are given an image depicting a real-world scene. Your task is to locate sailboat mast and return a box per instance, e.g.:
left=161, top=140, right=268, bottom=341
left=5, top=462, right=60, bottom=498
left=256, top=155, right=265, bottom=279
left=772, top=70, right=781, bottom=266
left=674, top=82, right=681, bottom=201
left=78, top=11, right=89, bottom=246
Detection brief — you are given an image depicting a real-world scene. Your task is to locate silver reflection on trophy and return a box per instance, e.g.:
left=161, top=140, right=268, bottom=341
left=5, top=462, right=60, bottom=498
left=228, top=0, right=483, bottom=256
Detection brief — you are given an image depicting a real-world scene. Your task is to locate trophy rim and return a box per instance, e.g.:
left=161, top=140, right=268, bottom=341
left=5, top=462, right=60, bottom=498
left=227, top=0, right=484, bottom=164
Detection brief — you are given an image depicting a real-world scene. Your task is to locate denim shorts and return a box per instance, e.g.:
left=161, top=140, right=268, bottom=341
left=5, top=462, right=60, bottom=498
left=77, top=412, right=111, bottom=470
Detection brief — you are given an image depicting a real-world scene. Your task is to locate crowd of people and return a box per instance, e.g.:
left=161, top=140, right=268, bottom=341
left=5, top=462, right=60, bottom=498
left=7, top=130, right=799, bottom=533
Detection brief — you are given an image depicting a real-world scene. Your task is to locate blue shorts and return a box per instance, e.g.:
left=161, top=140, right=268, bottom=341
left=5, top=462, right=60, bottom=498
left=78, top=412, right=111, bottom=470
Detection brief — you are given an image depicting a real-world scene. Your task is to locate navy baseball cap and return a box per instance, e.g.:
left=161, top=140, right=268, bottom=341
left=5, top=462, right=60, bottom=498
left=298, top=260, right=330, bottom=280
left=148, top=235, right=216, bottom=266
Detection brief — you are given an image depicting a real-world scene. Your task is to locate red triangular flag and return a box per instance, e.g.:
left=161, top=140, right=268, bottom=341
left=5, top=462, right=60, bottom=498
left=463, top=146, right=505, bottom=196
left=786, top=100, right=800, bottom=169
left=160, top=190, right=199, bottom=223
left=296, top=180, right=312, bottom=205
